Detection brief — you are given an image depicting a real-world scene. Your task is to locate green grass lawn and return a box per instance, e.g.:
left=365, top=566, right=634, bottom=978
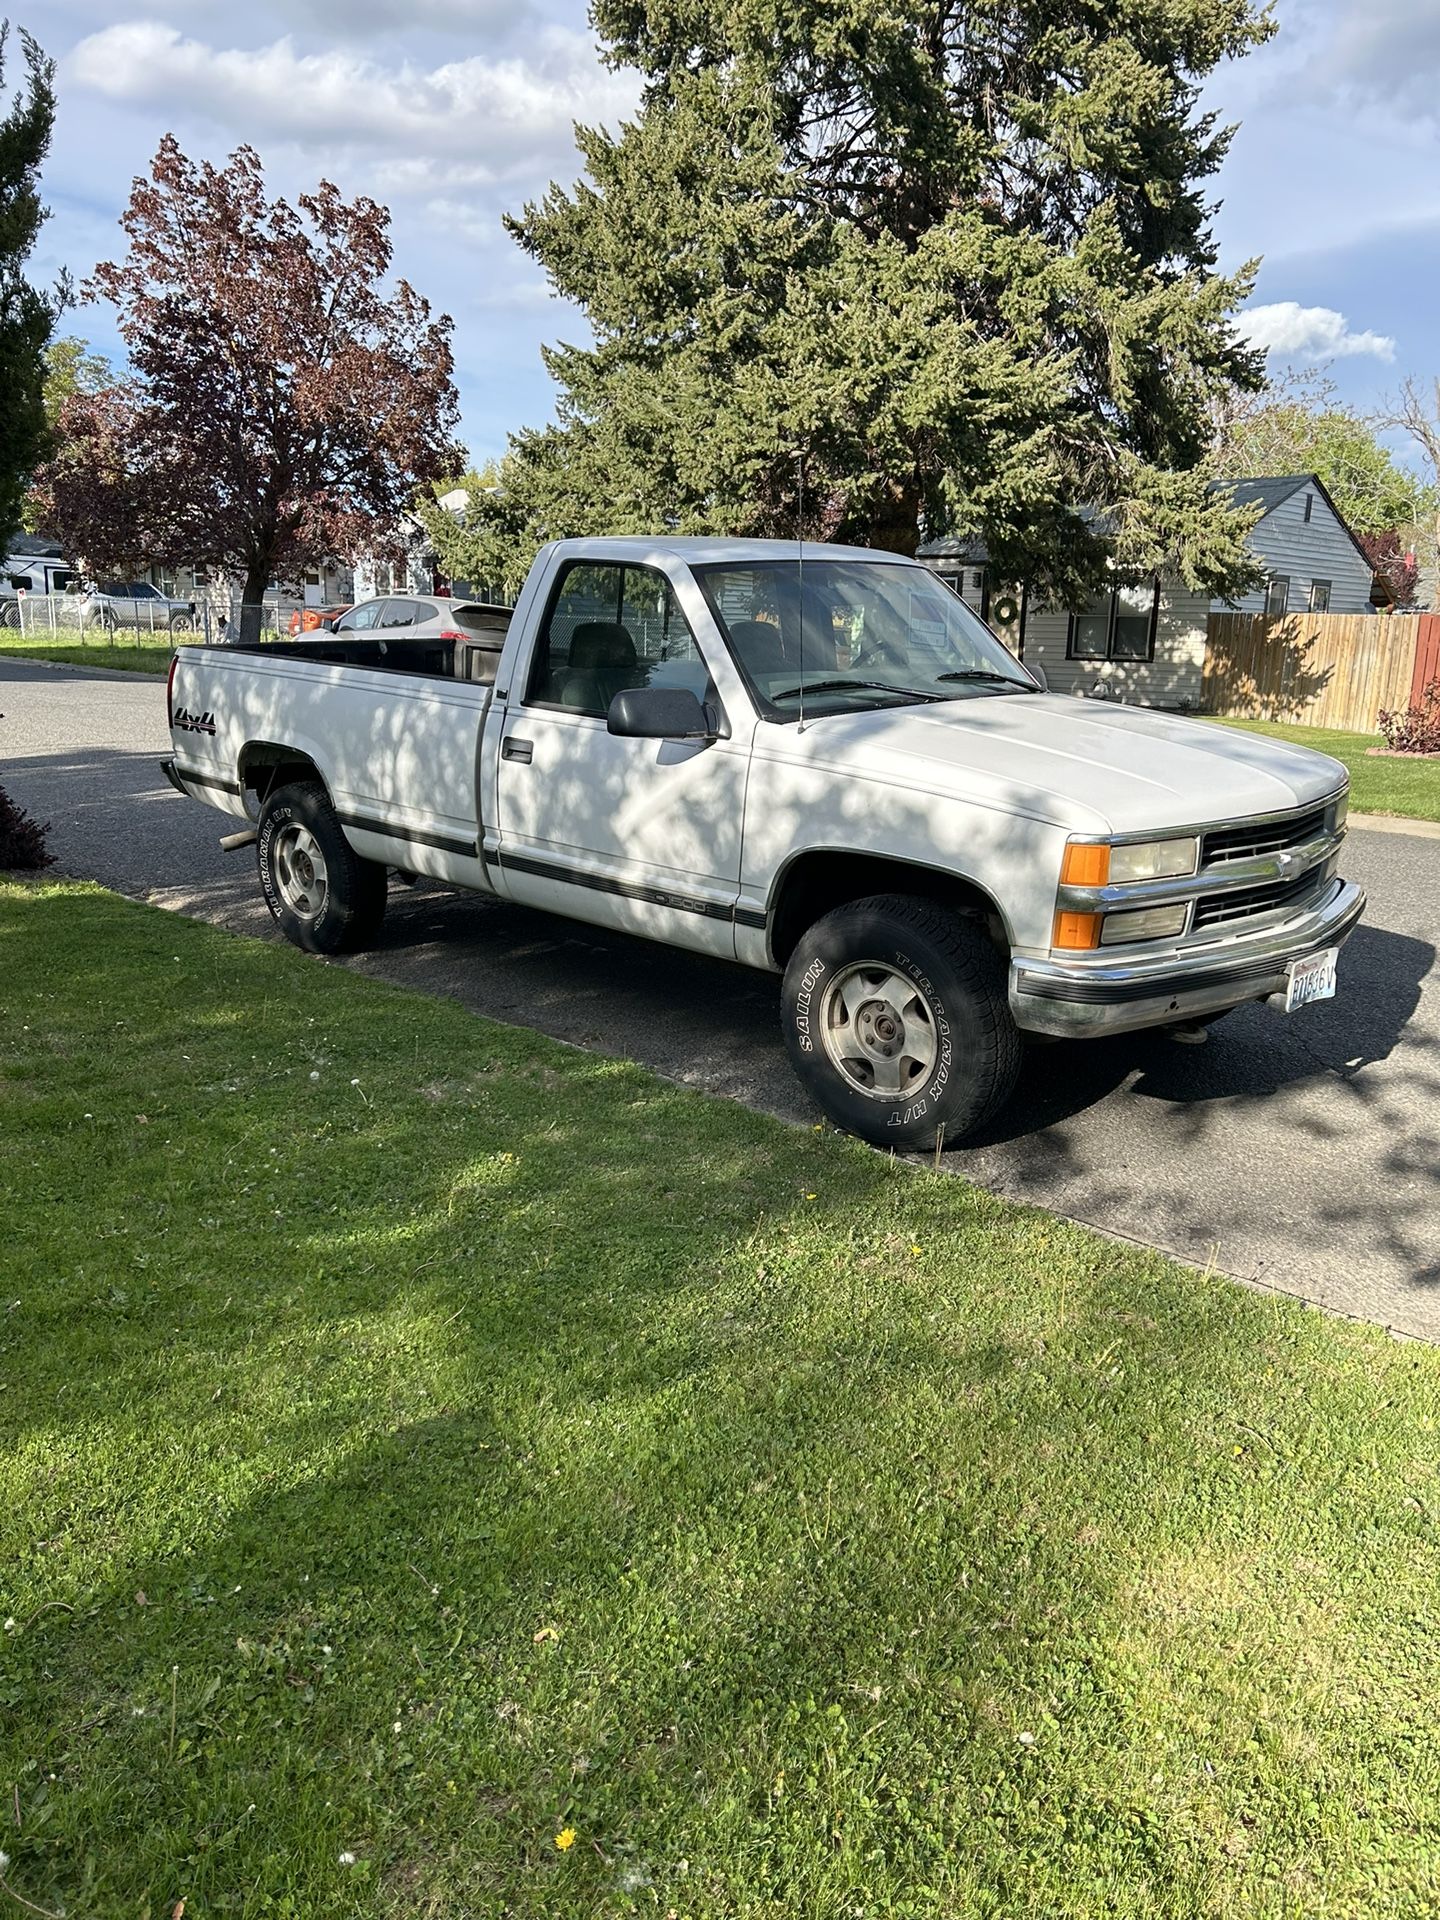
left=3, top=881, right=1439, bottom=1919
left=0, top=630, right=176, bottom=675
left=1211, top=717, right=1440, bottom=824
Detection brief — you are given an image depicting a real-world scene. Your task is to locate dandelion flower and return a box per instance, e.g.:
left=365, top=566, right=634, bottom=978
left=555, top=1827, right=576, bottom=1851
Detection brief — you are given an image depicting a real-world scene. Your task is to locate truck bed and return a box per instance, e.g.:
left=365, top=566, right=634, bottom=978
left=220, top=615, right=511, bottom=685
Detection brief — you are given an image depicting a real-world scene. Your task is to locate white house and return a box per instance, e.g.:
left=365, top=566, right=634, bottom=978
left=917, top=473, right=1378, bottom=710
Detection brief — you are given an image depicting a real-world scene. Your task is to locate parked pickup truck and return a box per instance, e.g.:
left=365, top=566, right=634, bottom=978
left=163, top=537, right=1364, bottom=1147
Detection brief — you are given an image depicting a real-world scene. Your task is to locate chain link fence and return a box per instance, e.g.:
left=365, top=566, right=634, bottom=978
left=0, top=592, right=313, bottom=647
left=3, top=585, right=517, bottom=649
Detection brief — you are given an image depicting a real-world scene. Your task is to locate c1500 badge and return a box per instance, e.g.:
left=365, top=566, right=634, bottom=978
left=173, top=706, right=217, bottom=735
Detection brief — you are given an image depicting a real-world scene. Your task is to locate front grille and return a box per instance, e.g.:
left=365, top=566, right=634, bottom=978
left=1192, top=868, right=1329, bottom=932
left=1202, top=805, right=1329, bottom=866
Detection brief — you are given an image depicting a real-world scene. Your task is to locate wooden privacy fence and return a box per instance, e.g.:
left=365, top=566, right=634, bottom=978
left=1203, top=612, right=1436, bottom=733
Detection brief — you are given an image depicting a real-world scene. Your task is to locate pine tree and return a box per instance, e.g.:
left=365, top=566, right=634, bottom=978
left=455, top=0, right=1273, bottom=602
left=0, top=24, right=58, bottom=554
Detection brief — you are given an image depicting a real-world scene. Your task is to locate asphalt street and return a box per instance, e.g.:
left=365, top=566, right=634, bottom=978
left=5, top=654, right=1438, bottom=1336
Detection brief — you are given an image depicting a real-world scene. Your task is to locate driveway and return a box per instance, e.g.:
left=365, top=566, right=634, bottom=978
left=5, top=655, right=1438, bottom=1336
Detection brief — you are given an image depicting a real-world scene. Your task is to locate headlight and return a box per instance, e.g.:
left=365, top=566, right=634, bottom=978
left=1100, top=904, right=1190, bottom=946
left=1108, top=837, right=1199, bottom=883
left=1060, top=837, right=1199, bottom=886
left=1333, top=790, right=1349, bottom=833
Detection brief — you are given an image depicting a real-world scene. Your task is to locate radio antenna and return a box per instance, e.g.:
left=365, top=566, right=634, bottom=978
left=795, top=445, right=806, bottom=735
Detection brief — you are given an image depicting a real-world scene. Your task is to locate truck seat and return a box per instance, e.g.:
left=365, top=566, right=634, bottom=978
left=725, top=618, right=789, bottom=677
left=561, top=621, right=639, bottom=713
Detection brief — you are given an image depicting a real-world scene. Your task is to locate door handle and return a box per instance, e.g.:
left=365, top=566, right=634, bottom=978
left=502, top=737, right=533, bottom=763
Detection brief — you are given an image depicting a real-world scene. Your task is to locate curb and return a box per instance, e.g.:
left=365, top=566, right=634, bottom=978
left=0, top=651, right=171, bottom=682
left=1349, top=812, right=1440, bottom=841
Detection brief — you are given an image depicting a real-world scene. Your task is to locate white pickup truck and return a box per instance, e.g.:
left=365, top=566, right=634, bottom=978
left=163, top=537, right=1363, bottom=1147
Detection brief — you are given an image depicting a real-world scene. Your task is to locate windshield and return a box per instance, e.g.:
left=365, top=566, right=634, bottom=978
left=693, top=558, right=1036, bottom=717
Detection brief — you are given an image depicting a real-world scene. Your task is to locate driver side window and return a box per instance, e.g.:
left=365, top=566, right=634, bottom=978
left=526, top=562, right=711, bottom=716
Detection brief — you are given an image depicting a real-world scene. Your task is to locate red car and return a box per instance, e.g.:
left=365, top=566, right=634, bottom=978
left=288, top=603, right=352, bottom=636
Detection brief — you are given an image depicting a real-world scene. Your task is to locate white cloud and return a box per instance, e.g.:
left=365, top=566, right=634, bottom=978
left=63, top=22, right=637, bottom=189
left=1239, top=301, right=1396, bottom=364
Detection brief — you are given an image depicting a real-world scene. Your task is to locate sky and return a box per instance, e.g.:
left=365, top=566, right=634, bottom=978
left=19, top=0, right=1440, bottom=472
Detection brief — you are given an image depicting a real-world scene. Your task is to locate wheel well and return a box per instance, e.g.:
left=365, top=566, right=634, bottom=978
left=768, top=851, right=1010, bottom=966
left=238, top=743, right=327, bottom=810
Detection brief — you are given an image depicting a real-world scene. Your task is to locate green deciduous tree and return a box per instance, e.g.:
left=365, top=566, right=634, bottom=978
left=40, top=334, right=115, bottom=430
left=20, top=336, right=115, bottom=532
left=0, top=23, right=59, bottom=554
left=1212, top=370, right=1429, bottom=536
left=452, top=0, right=1273, bottom=601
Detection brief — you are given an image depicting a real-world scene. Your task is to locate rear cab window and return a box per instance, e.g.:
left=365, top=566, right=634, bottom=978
left=452, top=603, right=512, bottom=636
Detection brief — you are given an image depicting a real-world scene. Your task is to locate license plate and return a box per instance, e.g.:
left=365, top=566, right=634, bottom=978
left=1284, top=947, right=1338, bottom=1013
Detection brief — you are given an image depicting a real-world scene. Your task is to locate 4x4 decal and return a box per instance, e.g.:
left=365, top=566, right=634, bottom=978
left=173, top=706, right=217, bottom=736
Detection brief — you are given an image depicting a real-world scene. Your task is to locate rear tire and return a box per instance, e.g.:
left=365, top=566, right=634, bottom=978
left=257, top=781, right=387, bottom=954
left=781, top=893, right=1022, bottom=1149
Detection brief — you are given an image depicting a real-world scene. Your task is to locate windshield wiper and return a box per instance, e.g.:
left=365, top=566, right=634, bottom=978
left=769, top=678, right=942, bottom=704
left=934, top=668, right=1035, bottom=690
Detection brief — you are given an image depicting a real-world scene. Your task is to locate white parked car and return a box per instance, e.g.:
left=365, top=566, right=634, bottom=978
left=162, top=537, right=1362, bottom=1146
left=325, top=593, right=511, bottom=669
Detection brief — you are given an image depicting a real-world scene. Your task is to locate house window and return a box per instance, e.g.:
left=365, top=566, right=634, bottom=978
left=1066, top=581, right=1159, bottom=662
left=1265, top=575, right=1290, bottom=616
left=1309, top=579, right=1331, bottom=613
left=1303, top=493, right=1314, bottom=523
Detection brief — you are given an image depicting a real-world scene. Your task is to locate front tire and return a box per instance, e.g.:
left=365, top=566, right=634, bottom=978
left=257, top=781, right=387, bottom=954
left=781, top=894, right=1022, bottom=1149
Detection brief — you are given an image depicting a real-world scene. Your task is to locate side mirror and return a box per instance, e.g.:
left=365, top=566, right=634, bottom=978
left=1027, top=662, right=1048, bottom=691
left=607, top=685, right=714, bottom=741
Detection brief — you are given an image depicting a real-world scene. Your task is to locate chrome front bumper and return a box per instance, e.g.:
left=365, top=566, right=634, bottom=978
left=1010, top=877, right=1366, bottom=1038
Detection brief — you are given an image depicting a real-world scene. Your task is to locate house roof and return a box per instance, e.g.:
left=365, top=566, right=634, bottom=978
left=1211, top=472, right=1374, bottom=574
left=918, top=474, right=1375, bottom=577
left=1208, top=474, right=1316, bottom=516
left=913, top=533, right=990, bottom=564
left=6, top=533, right=64, bottom=560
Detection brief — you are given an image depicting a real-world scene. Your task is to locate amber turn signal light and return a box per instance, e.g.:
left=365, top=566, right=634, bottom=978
left=1060, top=842, right=1110, bottom=886
left=1053, top=911, right=1103, bottom=951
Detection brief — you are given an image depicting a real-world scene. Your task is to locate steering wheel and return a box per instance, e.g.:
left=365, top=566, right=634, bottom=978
left=849, top=639, right=908, bottom=676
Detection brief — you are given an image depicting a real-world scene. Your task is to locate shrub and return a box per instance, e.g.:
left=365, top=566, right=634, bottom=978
left=1378, top=679, right=1440, bottom=755
left=0, top=781, right=54, bottom=869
